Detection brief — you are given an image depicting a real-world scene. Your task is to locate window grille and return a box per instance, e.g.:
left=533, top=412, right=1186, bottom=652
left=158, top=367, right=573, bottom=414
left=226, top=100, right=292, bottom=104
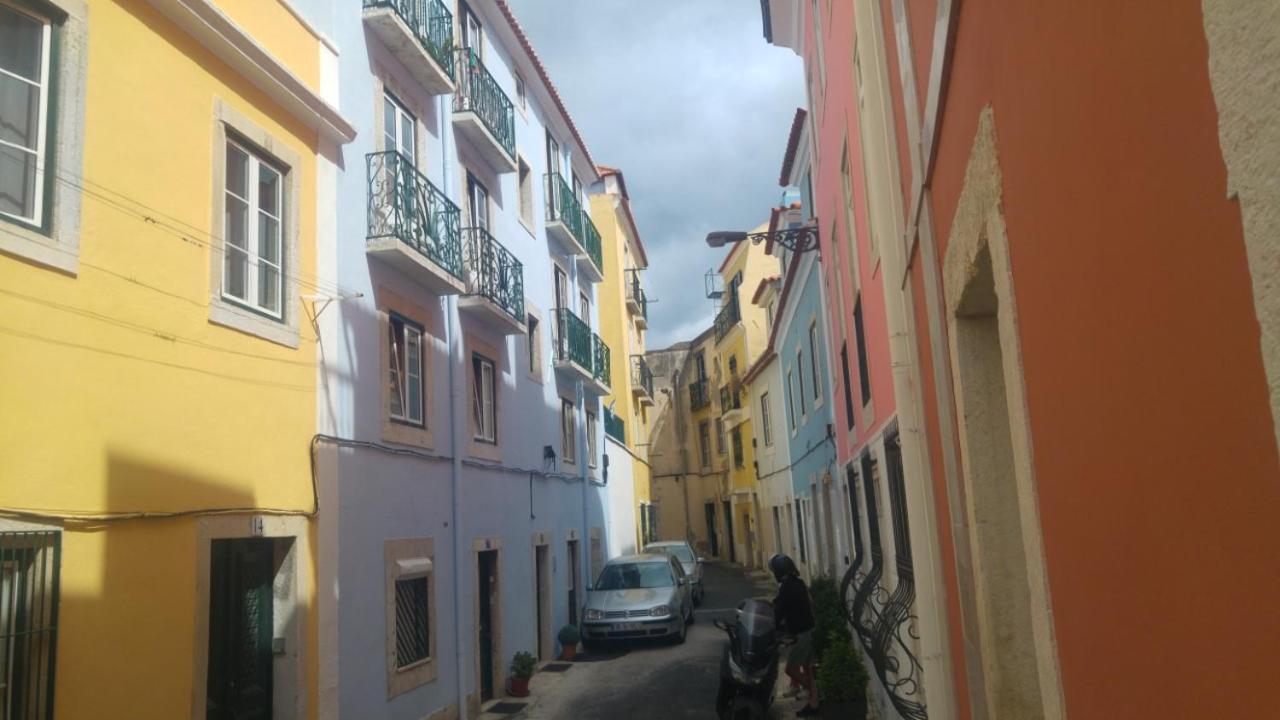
left=394, top=577, right=430, bottom=667
left=1, top=530, right=60, bottom=720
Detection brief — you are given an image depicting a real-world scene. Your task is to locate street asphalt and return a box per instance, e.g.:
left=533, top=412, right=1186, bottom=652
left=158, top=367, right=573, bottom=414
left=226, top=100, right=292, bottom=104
left=514, top=562, right=805, bottom=720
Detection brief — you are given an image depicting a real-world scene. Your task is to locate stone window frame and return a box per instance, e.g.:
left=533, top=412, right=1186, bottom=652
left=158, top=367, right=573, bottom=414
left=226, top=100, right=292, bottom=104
left=525, top=301, right=544, bottom=384
left=208, top=99, right=302, bottom=348
left=466, top=331, right=502, bottom=462
left=0, top=0, right=87, bottom=275
left=376, top=285, right=437, bottom=449
left=385, top=537, right=437, bottom=698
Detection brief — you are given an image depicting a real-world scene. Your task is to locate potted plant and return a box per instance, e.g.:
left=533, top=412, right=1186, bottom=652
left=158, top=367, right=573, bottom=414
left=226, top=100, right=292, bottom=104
left=817, top=632, right=869, bottom=720
left=557, top=624, right=581, bottom=661
left=508, top=651, right=536, bottom=697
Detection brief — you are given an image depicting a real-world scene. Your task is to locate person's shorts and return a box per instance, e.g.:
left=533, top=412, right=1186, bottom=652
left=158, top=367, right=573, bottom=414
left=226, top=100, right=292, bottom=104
left=786, top=629, right=814, bottom=669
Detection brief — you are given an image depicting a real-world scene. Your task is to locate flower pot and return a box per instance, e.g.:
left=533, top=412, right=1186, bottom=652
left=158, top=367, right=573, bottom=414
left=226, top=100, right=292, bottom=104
left=560, top=643, right=577, bottom=661
left=821, top=695, right=867, bottom=720
left=508, top=676, right=530, bottom=697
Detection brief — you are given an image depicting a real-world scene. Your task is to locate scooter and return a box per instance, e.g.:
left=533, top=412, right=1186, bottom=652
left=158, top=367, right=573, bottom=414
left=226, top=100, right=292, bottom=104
left=713, top=598, right=791, bottom=720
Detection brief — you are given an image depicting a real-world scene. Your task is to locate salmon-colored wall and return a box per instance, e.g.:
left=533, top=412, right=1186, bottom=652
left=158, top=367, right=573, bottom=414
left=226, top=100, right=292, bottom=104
left=923, top=1, right=1280, bottom=716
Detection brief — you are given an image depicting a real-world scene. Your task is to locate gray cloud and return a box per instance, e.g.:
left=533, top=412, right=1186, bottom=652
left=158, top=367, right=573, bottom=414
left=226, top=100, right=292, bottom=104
left=504, top=0, right=804, bottom=349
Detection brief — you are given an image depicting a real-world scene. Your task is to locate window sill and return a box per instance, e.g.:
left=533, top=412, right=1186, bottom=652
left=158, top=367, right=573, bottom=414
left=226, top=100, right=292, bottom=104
left=209, top=297, right=300, bottom=348
left=383, top=417, right=435, bottom=450
left=0, top=225, right=78, bottom=275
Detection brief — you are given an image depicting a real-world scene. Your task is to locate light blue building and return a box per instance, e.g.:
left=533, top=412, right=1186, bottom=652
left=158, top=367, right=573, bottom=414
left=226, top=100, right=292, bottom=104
left=290, top=2, right=622, bottom=717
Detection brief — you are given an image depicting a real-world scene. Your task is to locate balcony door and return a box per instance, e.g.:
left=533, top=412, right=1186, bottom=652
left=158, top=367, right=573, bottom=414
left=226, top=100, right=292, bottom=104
left=382, top=95, right=417, bottom=234
left=384, top=94, right=416, bottom=163
left=546, top=132, right=561, bottom=179
left=554, top=266, right=568, bottom=311
left=460, top=1, right=482, bottom=57
left=467, top=173, right=489, bottom=232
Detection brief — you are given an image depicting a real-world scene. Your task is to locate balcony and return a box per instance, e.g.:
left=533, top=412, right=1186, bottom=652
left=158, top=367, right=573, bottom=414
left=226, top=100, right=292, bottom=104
left=362, top=0, right=455, bottom=95
left=720, top=383, right=748, bottom=427
left=714, top=296, right=742, bottom=344
left=452, top=48, right=516, bottom=173
left=366, top=151, right=465, bottom=295
left=604, top=408, right=626, bottom=443
left=577, top=214, right=604, bottom=282
left=545, top=172, right=602, bottom=280
left=554, top=308, right=610, bottom=395
left=625, top=269, right=648, bottom=328
left=689, top=378, right=711, bottom=412
left=631, top=356, right=654, bottom=406
left=458, top=226, right=525, bottom=335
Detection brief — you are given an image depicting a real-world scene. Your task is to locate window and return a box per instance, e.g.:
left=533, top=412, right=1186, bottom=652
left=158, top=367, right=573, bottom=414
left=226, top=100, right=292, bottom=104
left=695, top=352, right=707, bottom=380
left=796, top=351, right=807, bottom=416
left=810, top=0, right=826, bottom=94
left=546, top=131, right=560, bottom=177
left=731, top=426, right=744, bottom=468
left=853, top=296, right=872, bottom=406
left=561, top=399, right=576, bottom=463
left=715, top=417, right=726, bottom=454
left=385, top=538, right=436, bottom=694
left=760, top=392, right=773, bottom=446
left=383, top=92, right=416, bottom=160
left=514, top=72, right=527, bottom=111
left=793, top=503, right=807, bottom=563
left=223, top=139, right=284, bottom=317
left=0, top=529, right=59, bottom=719
left=0, top=3, right=50, bottom=227
left=467, top=172, right=489, bottom=232
left=388, top=314, right=425, bottom=426
left=728, top=355, right=738, bottom=377
left=460, top=0, right=482, bottom=56
left=786, top=371, right=797, bottom=430
left=472, top=354, right=496, bottom=442
left=579, top=292, right=591, bottom=327
left=517, top=157, right=534, bottom=227
left=698, top=421, right=711, bottom=468
left=841, top=341, right=856, bottom=429
left=809, top=322, right=822, bottom=401
left=586, top=410, right=598, bottom=469
left=766, top=300, right=776, bottom=335
left=526, top=313, right=541, bottom=375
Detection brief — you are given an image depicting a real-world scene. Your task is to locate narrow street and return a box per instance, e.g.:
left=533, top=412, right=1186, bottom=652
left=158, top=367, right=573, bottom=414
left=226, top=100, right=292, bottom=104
left=520, top=563, right=789, bottom=720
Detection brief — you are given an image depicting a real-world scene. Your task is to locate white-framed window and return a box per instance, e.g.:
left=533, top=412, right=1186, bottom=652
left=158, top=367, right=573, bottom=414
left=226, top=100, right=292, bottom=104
left=561, top=398, right=576, bottom=463
left=526, top=313, right=540, bottom=375
left=586, top=410, right=598, bottom=469
left=760, top=392, right=773, bottom=446
left=472, top=353, right=496, bottom=443
left=809, top=322, right=822, bottom=402
left=0, top=1, right=51, bottom=227
left=796, top=350, right=807, bottom=417
left=383, top=92, right=416, bottom=161
left=223, top=138, right=284, bottom=318
left=388, top=313, right=425, bottom=427
left=517, top=156, right=534, bottom=227
left=787, top=370, right=798, bottom=431
left=514, top=72, right=527, bottom=112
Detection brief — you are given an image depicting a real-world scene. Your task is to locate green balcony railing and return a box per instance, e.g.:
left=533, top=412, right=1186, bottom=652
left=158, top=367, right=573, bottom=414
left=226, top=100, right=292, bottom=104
left=714, top=295, right=741, bottom=342
left=631, top=355, right=654, bottom=398
left=581, top=213, right=603, bottom=273
left=453, top=48, right=515, bottom=161
left=719, top=384, right=742, bottom=413
left=604, top=408, right=626, bottom=443
left=626, top=269, right=648, bottom=320
left=555, top=308, right=592, bottom=370
left=592, top=333, right=611, bottom=389
left=363, top=0, right=455, bottom=80
left=689, top=378, right=711, bottom=411
left=366, top=151, right=462, bottom=278
left=461, top=226, right=524, bottom=322
left=545, top=172, right=584, bottom=242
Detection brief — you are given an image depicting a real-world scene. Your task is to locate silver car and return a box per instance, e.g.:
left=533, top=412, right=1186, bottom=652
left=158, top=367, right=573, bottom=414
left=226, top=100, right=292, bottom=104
left=644, top=541, right=705, bottom=605
left=581, top=553, right=693, bottom=647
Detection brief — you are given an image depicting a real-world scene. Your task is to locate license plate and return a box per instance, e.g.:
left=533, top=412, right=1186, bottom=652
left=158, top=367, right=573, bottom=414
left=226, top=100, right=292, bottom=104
left=614, top=622, right=642, bottom=631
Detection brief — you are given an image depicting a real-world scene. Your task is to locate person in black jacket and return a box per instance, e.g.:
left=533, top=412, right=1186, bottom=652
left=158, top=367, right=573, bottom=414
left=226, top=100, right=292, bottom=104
left=770, top=554, right=819, bottom=717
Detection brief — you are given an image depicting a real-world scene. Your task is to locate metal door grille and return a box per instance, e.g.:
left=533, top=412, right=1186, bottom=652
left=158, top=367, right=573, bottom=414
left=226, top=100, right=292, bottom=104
left=1, top=530, right=60, bottom=720
left=394, top=577, right=430, bottom=667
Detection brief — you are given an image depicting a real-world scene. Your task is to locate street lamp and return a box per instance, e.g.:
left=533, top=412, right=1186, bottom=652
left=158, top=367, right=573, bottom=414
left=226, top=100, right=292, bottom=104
left=704, top=222, right=819, bottom=255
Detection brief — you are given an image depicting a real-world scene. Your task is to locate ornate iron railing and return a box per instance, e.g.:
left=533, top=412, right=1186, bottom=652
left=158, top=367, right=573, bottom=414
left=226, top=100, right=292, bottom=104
left=367, top=151, right=463, bottom=279
left=604, top=408, right=626, bottom=443
left=631, top=355, right=654, bottom=398
left=714, top=296, right=741, bottom=342
left=840, top=443, right=928, bottom=720
left=461, top=226, right=523, bottom=322
left=453, top=48, right=515, bottom=161
left=592, top=333, right=611, bottom=388
left=555, top=308, right=592, bottom=370
left=363, top=0, right=455, bottom=80
left=719, top=384, right=742, bottom=413
left=626, top=269, right=648, bottom=320
left=689, top=378, right=711, bottom=411
left=545, top=172, right=584, bottom=242
left=581, top=213, right=603, bottom=273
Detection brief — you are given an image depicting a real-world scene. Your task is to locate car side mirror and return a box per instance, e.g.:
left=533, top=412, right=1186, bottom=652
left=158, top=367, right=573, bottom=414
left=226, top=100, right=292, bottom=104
left=697, top=557, right=705, bottom=564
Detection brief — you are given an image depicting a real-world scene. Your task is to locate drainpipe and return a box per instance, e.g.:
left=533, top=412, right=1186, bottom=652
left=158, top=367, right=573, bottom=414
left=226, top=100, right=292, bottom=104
left=573, top=255, right=591, bottom=616
left=441, top=93, right=469, bottom=720
left=672, top=367, right=692, bottom=543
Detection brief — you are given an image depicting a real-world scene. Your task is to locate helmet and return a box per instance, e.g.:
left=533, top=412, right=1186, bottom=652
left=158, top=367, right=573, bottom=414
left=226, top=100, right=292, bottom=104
left=768, top=554, right=798, bottom=582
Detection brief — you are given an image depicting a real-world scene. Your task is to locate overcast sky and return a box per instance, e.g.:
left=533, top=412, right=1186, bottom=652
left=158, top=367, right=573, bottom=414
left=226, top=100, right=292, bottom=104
left=504, top=0, right=805, bottom=349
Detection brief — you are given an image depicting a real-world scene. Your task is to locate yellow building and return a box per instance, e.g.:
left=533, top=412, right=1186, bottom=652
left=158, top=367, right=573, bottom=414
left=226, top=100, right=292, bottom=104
left=590, top=167, right=654, bottom=552
left=0, top=0, right=352, bottom=717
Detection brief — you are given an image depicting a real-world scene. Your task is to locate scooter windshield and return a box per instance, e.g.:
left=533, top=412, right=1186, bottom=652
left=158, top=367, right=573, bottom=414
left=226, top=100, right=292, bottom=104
left=737, top=599, right=777, bottom=640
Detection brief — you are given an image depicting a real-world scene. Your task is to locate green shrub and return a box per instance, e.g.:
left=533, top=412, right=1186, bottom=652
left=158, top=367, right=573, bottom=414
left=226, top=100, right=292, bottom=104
left=817, top=632, right=869, bottom=704
left=510, top=651, right=537, bottom=679
left=810, top=575, right=851, bottom=662
left=557, top=624, right=580, bottom=646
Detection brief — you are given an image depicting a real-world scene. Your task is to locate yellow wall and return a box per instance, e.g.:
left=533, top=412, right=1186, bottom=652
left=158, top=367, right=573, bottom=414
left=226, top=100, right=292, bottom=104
left=0, top=1, right=323, bottom=715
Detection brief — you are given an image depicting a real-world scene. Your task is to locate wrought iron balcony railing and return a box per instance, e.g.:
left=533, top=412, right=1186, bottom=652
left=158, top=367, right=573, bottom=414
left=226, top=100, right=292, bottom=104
left=592, top=333, right=611, bottom=388
left=453, top=48, right=515, bottom=160
left=689, top=378, right=710, bottom=411
left=545, top=171, right=584, bottom=241
left=719, top=384, right=742, bottom=413
left=631, top=356, right=654, bottom=398
left=581, top=212, right=603, bottom=273
left=604, top=408, right=626, bottom=443
left=555, top=308, right=592, bottom=370
left=461, top=226, right=523, bottom=322
left=363, top=0, right=455, bottom=80
left=366, top=151, right=462, bottom=278
left=714, top=296, right=741, bottom=342
left=626, top=269, right=648, bottom=320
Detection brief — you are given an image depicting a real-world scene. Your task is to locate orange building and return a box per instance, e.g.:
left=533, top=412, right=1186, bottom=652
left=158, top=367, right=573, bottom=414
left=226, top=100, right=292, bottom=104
left=764, top=0, right=1280, bottom=717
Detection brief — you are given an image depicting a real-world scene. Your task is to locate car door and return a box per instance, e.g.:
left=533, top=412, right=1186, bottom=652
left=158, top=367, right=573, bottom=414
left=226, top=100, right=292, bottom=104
left=669, top=557, right=689, bottom=615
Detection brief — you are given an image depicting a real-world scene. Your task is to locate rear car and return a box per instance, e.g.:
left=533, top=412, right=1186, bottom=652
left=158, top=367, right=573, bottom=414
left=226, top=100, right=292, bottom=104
left=582, top=553, right=693, bottom=647
left=644, top=541, right=704, bottom=605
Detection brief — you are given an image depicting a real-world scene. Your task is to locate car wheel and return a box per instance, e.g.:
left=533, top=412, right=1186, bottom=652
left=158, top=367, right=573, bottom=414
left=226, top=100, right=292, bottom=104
left=676, top=616, right=688, bottom=644
left=694, top=587, right=703, bottom=607
left=686, top=603, right=695, bottom=625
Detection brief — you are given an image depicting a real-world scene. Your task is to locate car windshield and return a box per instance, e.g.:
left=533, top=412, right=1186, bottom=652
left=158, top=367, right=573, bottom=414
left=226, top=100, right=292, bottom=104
left=594, top=562, right=674, bottom=590
left=647, top=545, right=695, bottom=564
